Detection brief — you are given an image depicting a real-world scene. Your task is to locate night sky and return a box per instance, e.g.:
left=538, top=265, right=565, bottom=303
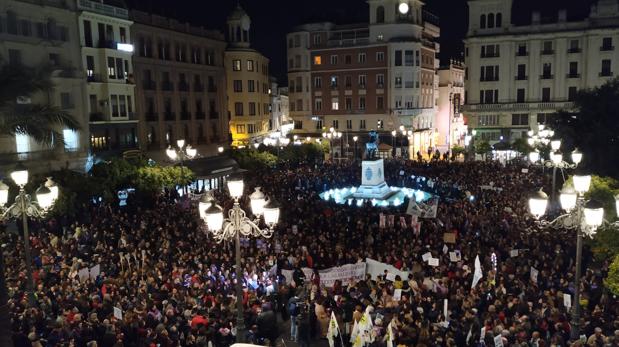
left=124, top=0, right=468, bottom=83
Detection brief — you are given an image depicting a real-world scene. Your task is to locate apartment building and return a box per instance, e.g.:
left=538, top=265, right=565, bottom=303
left=464, top=0, right=619, bottom=143
left=131, top=11, right=227, bottom=156
left=436, top=60, right=466, bottom=152
left=0, top=0, right=88, bottom=172
left=225, top=4, right=272, bottom=147
left=77, top=0, right=137, bottom=155
left=287, top=0, right=441, bottom=157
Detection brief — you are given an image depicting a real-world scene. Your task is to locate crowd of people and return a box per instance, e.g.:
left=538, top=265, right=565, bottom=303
left=1, top=157, right=618, bottom=347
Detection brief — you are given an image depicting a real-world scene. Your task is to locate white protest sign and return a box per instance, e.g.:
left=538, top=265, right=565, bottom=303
left=444, top=299, right=449, bottom=321
left=89, top=264, right=100, bottom=280
left=442, top=244, right=449, bottom=254
left=393, top=289, right=402, bottom=301
left=422, top=252, right=432, bottom=262
left=386, top=273, right=396, bottom=282
left=530, top=267, right=539, bottom=283
left=365, top=258, right=409, bottom=280
left=510, top=249, right=518, bottom=257
left=113, top=307, right=123, bottom=320
left=449, top=252, right=458, bottom=262
left=521, top=168, right=529, bottom=173
left=494, top=335, right=504, bottom=347
left=318, top=263, right=366, bottom=287
left=428, top=258, right=439, bottom=267
left=78, top=268, right=90, bottom=282
left=563, top=293, right=572, bottom=308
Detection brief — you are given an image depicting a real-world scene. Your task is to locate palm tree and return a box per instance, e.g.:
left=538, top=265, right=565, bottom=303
left=0, top=63, right=80, bottom=146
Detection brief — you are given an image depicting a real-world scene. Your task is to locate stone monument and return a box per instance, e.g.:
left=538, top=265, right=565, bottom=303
left=353, top=131, right=392, bottom=199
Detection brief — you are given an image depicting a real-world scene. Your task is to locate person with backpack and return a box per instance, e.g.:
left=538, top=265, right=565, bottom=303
left=288, top=295, right=300, bottom=342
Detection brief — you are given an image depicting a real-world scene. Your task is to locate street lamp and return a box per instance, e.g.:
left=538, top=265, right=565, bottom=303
left=527, top=172, right=618, bottom=341
left=353, top=136, right=359, bottom=161
left=529, top=137, right=581, bottom=203
left=391, top=130, right=397, bottom=158
left=199, top=176, right=280, bottom=343
left=0, top=165, right=59, bottom=306
left=166, top=139, right=197, bottom=195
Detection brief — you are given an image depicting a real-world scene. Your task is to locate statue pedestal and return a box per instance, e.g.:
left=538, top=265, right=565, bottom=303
left=353, top=159, right=392, bottom=199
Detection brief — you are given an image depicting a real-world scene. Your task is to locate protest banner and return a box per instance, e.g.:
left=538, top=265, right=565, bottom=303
left=365, top=258, right=409, bottom=280
left=379, top=213, right=386, bottom=229
left=399, top=216, right=407, bottom=228
left=387, top=214, right=395, bottom=227
left=318, top=263, right=366, bottom=287
left=422, top=252, right=432, bottom=262
left=443, top=232, right=456, bottom=244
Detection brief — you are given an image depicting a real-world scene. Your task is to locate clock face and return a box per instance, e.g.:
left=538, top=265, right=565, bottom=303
left=365, top=167, right=373, bottom=180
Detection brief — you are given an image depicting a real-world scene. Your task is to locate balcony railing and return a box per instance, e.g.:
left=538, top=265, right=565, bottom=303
left=180, top=111, right=190, bottom=120
left=178, top=82, right=189, bottom=92
left=196, top=111, right=206, bottom=119
left=515, top=75, right=528, bottom=81
left=164, top=111, right=175, bottom=121
left=89, top=112, right=105, bottom=122
left=540, top=74, right=554, bottom=79
left=161, top=81, right=174, bottom=91
left=209, top=111, right=219, bottom=119
left=600, top=45, right=615, bottom=51
left=463, top=101, right=574, bottom=112
left=194, top=83, right=204, bottom=92
left=541, top=49, right=554, bottom=55
left=567, top=48, right=581, bottom=53
left=599, top=71, right=613, bottom=77
left=87, top=74, right=103, bottom=82
left=567, top=73, right=580, bottom=78
left=208, top=85, right=217, bottom=93
left=516, top=51, right=528, bottom=57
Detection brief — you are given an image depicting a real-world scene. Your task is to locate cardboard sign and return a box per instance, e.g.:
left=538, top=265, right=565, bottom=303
left=113, top=307, right=123, bottom=320
left=563, top=293, right=572, bottom=308
left=443, top=233, right=456, bottom=244
left=442, top=244, right=449, bottom=254
left=521, top=168, right=529, bottom=173
left=510, top=249, right=518, bottom=257
left=386, top=273, right=396, bottom=281
left=428, top=258, right=439, bottom=267
left=393, top=289, right=402, bottom=301
left=449, top=252, right=459, bottom=262
left=530, top=267, right=539, bottom=283
left=422, top=252, right=432, bottom=262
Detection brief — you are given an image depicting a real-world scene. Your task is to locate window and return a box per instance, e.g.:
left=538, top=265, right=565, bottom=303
left=248, top=80, right=255, bottom=92
left=234, top=102, right=243, bottom=116
left=395, top=76, right=402, bottom=88
left=359, top=97, right=366, bottom=110
left=516, top=64, right=526, bottom=80
left=496, top=13, right=502, bottom=27
left=376, top=74, right=384, bottom=87
left=395, top=50, right=402, bottom=66
left=294, top=120, right=303, bottom=130
left=115, top=58, right=124, bottom=79
left=86, top=56, right=95, bottom=77
left=479, top=114, right=498, bottom=126
left=480, top=89, right=499, bottom=104
left=315, top=119, right=323, bottom=129
left=232, top=60, right=241, bottom=71
left=83, top=20, right=92, bottom=47
left=111, top=95, right=119, bottom=116
left=7, top=49, right=21, bottom=65
left=376, top=51, right=384, bottom=62
left=360, top=119, right=366, bottom=129
left=568, top=62, right=578, bottom=77
left=343, top=55, right=351, bottom=64
left=313, top=34, right=321, bottom=45
left=542, top=88, right=550, bottom=102
left=404, top=50, right=414, bottom=66
left=488, top=13, right=495, bottom=28
left=107, top=57, right=116, bottom=78
left=602, top=37, right=613, bottom=51
left=480, top=14, right=486, bottom=29
left=569, top=39, right=580, bottom=53
left=236, top=124, right=246, bottom=134
left=601, top=59, right=612, bottom=76
left=315, top=98, right=322, bottom=111
left=358, top=53, right=366, bottom=63
left=516, top=88, right=525, bottom=103
left=119, top=95, right=127, bottom=116
left=314, top=76, right=322, bottom=88
left=15, top=134, right=30, bottom=153
left=517, top=43, right=527, bottom=56
left=330, top=76, right=338, bottom=88
left=542, top=41, right=553, bottom=54
left=345, top=76, right=352, bottom=88
left=542, top=63, right=552, bottom=78
left=376, top=6, right=385, bottom=23
left=63, top=129, right=79, bottom=150
left=568, top=87, right=578, bottom=101
left=249, top=102, right=256, bottom=115
left=314, top=56, right=322, bottom=65
left=332, top=120, right=339, bottom=129
left=233, top=80, right=243, bottom=92
left=511, top=114, right=528, bottom=126
left=358, top=75, right=366, bottom=87
left=346, top=119, right=352, bottom=129
left=377, top=120, right=384, bottom=129
left=537, top=113, right=554, bottom=125
left=415, top=50, right=420, bottom=66
left=60, top=92, right=72, bottom=109
left=345, top=97, right=352, bottom=110
left=331, top=98, right=339, bottom=110
left=330, top=55, right=338, bottom=65
left=377, top=96, right=384, bottom=109
left=246, top=60, right=254, bottom=72
left=247, top=124, right=257, bottom=134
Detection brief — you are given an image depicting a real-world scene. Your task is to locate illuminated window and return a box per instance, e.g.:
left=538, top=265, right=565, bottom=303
left=63, top=129, right=79, bottom=150
left=15, top=134, right=30, bottom=153
left=331, top=97, right=339, bottom=110
left=232, top=60, right=241, bottom=71
left=313, top=56, right=322, bottom=65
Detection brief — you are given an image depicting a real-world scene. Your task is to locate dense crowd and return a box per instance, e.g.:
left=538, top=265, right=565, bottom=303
left=1, top=158, right=618, bottom=347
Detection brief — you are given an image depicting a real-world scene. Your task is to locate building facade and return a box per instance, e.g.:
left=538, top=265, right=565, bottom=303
left=464, top=0, right=619, bottom=143
left=225, top=4, right=272, bottom=147
left=287, top=0, right=441, bottom=157
left=0, top=0, right=88, bottom=172
left=270, top=79, right=291, bottom=136
left=130, top=11, right=227, bottom=157
left=77, top=0, right=137, bottom=155
left=436, top=60, right=466, bottom=152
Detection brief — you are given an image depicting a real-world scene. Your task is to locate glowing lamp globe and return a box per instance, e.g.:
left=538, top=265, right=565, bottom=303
left=583, top=200, right=604, bottom=229
left=528, top=151, right=540, bottom=163
left=186, top=146, right=197, bottom=158
left=166, top=146, right=177, bottom=160
left=226, top=174, right=244, bottom=199
left=573, top=174, right=591, bottom=195
left=559, top=186, right=577, bottom=212
left=528, top=189, right=548, bottom=219
left=176, top=139, right=185, bottom=149
left=615, top=194, right=619, bottom=217
left=249, top=187, right=266, bottom=216
left=551, top=140, right=561, bottom=151
left=0, top=181, right=8, bottom=206
left=398, top=2, right=409, bottom=14
left=11, top=163, right=29, bottom=186
left=263, top=199, right=280, bottom=227
left=551, top=152, right=563, bottom=165
left=36, top=185, right=54, bottom=210
left=45, top=177, right=59, bottom=202
left=571, top=149, right=582, bottom=165
left=203, top=201, right=224, bottom=232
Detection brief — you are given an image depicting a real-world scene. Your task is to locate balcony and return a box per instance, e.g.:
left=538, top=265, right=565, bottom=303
left=567, top=73, right=580, bottom=78
left=515, top=75, right=527, bottom=81
left=98, top=40, right=119, bottom=50
left=481, top=53, right=499, bottom=58
left=178, top=82, right=189, bottom=92
left=516, top=51, right=528, bottom=57
left=145, top=112, right=158, bottom=122
left=567, top=48, right=581, bottom=53
left=164, top=111, right=175, bottom=121
left=143, top=80, right=156, bottom=90
left=541, top=49, right=554, bottom=55
left=194, top=83, right=204, bottom=92
left=89, top=112, right=105, bottom=122
left=404, top=81, right=414, bottom=88
left=377, top=83, right=384, bottom=89
left=540, top=74, right=554, bottom=80
left=600, top=45, right=615, bottom=51
left=196, top=111, right=206, bottom=119
left=161, top=81, right=174, bottom=91
left=209, top=111, right=219, bottom=119
left=180, top=111, right=190, bottom=120
left=599, top=71, right=613, bottom=77
left=208, top=85, right=217, bottom=93
left=463, top=101, right=574, bottom=112
left=358, top=84, right=366, bottom=89
left=480, top=77, right=499, bottom=82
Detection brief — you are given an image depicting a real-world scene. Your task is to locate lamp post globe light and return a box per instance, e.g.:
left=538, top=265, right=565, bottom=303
left=166, top=139, right=197, bottom=195
left=1, top=164, right=59, bottom=307
left=527, top=170, right=619, bottom=341
left=199, top=174, right=280, bottom=343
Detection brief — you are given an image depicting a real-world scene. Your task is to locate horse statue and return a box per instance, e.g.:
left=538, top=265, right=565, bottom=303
left=365, top=130, right=379, bottom=159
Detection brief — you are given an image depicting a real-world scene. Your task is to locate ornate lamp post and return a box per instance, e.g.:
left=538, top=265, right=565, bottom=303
left=0, top=165, right=59, bottom=307
left=166, top=139, right=197, bottom=195
left=528, top=173, right=618, bottom=341
left=353, top=136, right=359, bottom=161
left=199, top=175, right=280, bottom=342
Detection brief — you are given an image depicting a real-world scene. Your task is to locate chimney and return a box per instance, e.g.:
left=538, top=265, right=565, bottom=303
left=532, top=11, right=540, bottom=24
left=558, top=9, right=567, bottom=22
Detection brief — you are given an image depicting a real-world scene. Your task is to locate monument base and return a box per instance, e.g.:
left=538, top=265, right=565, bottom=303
left=352, top=159, right=392, bottom=199
left=352, top=182, right=393, bottom=199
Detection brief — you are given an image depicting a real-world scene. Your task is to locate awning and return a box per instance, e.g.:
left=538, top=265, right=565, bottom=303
left=182, top=156, right=241, bottom=179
